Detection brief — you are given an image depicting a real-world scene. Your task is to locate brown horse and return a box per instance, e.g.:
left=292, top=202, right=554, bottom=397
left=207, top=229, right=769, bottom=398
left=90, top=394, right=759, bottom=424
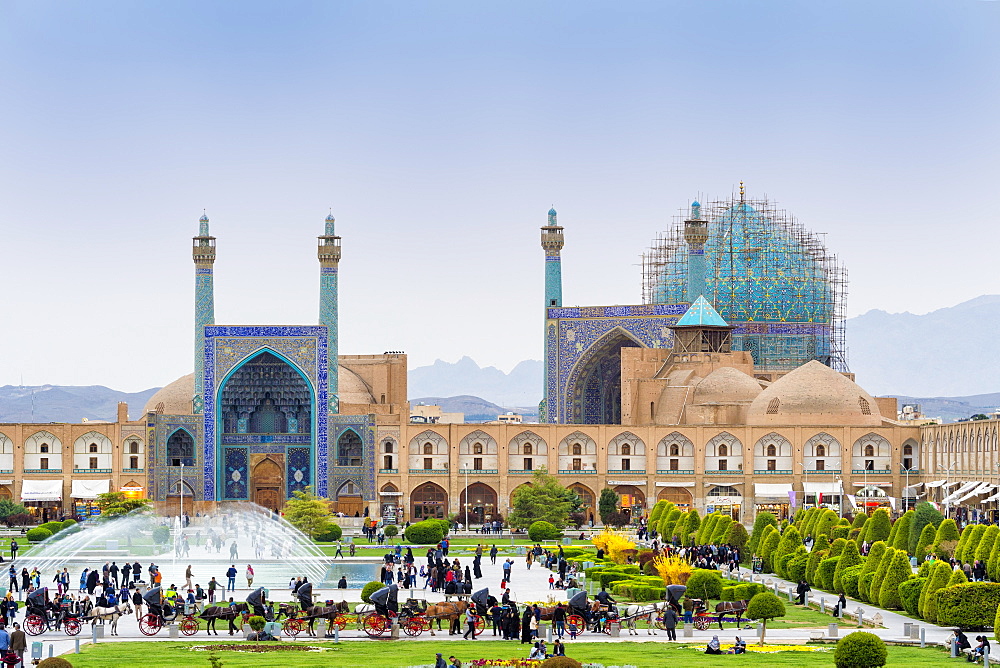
left=715, top=599, right=750, bottom=629
left=199, top=602, right=249, bottom=635
left=302, top=602, right=351, bottom=636
left=423, top=600, right=469, bottom=636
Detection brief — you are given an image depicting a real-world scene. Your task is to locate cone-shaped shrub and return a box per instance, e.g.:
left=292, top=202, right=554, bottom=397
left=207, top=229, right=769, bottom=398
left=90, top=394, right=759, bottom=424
left=806, top=549, right=828, bottom=586
left=898, top=576, right=925, bottom=616
left=975, top=525, right=999, bottom=563
left=887, top=515, right=899, bottom=548
left=760, top=530, right=781, bottom=572
left=773, top=525, right=802, bottom=573
left=851, top=511, right=868, bottom=529
left=947, top=568, right=968, bottom=586
left=710, top=515, right=733, bottom=545
left=682, top=509, right=701, bottom=545
left=891, top=510, right=913, bottom=552
left=867, top=547, right=895, bottom=603
left=695, top=512, right=718, bottom=545
left=831, top=525, right=850, bottom=541
left=787, top=548, right=809, bottom=583
left=649, top=500, right=668, bottom=527
left=813, top=532, right=831, bottom=554
left=726, top=521, right=749, bottom=551
left=865, top=508, right=891, bottom=544
left=933, top=519, right=960, bottom=559
left=920, top=561, right=953, bottom=621
left=819, top=556, right=841, bottom=591
left=815, top=508, right=840, bottom=541
left=915, top=523, right=936, bottom=562
left=748, top=511, right=777, bottom=554
left=963, top=525, right=987, bottom=564
left=989, top=535, right=1000, bottom=581
left=830, top=537, right=847, bottom=557
left=954, top=524, right=975, bottom=563
left=833, top=540, right=863, bottom=593
left=841, top=564, right=864, bottom=599
left=860, top=541, right=887, bottom=578
left=877, top=549, right=912, bottom=609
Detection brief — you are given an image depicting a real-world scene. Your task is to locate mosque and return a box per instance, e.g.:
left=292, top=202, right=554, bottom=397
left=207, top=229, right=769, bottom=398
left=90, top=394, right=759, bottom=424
left=11, top=186, right=989, bottom=527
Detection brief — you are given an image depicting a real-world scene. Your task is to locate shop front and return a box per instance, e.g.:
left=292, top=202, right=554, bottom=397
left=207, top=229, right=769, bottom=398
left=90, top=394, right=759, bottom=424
left=120, top=482, right=145, bottom=500
left=803, top=481, right=844, bottom=516
left=656, top=483, right=694, bottom=512
left=380, top=490, right=404, bottom=522
left=610, top=481, right=647, bottom=520
left=852, top=484, right=892, bottom=513
left=20, top=480, right=63, bottom=521
left=753, top=482, right=792, bottom=520
left=71, top=479, right=110, bottom=520
left=705, top=484, right=742, bottom=521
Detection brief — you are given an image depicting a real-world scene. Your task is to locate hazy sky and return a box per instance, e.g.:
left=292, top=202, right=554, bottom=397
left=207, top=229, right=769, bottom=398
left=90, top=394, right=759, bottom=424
left=1, top=1, right=998, bottom=392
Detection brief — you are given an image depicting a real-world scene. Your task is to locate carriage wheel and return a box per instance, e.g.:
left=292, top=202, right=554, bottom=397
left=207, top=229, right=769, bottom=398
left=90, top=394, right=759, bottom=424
left=331, top=614, right=347, bottom=631
left=567, top=614, right=585, bottom=631
left=362, top=613, right=387, bottom=638
left=472, top=615, right=485, bottom=636
left=63, top=619, right=81, bottom=636
left=420, top=616, right=431, bottom=631
left=180, top=618, right=200, bottom=636
left=24, top=615, right=45, bottom=636
left=139, top=613, right=162, bottom=636
left=281, top=617, right=303, bottom=637
left=403, top=618, right=424, bottom=637
left=653, top=615, right=666, bottom=630
left=694, top=617, right=710, bottom=631
left=355, top=614, right=367, bottom=631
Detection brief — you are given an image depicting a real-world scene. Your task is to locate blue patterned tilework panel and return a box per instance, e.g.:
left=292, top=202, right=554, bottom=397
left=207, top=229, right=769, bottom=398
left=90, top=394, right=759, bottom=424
left=320, top=269, right=339, bottom=413
left=287, top=447, right=311, bottom=496
left=224, top=447, right=249, bottom=500
left=328, top=415, right=376, bottom=501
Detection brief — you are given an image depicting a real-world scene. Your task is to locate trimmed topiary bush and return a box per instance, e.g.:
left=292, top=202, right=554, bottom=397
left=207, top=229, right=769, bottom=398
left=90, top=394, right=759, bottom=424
left=915, top=523, right=936, bottom=562
left=37, top=659, right=73, bottom=668
left=686, top=569, right=723, bottom=600
left=60, top=519, right=77, bottom=531
left=26, top=527, right=52, bottom=542
left=936, top=582, right=1000, bottom=629
left=933, top=519, right=960, bottom=559
left=720, top=586, right=736, bottom=601
left=833, top=540, right=862, bottom=593
left=877, top=549, right=911, bottom=609
left=840, top=565, right=863, bottom=600
left=404, top=520, right=444, bottom=544
left=247, top=615, right=266, bottom=631
left=865, top=509, right=891, bottom=544
left=528, top=520, right=562, bottom=541
left=891, top=510, right=913, bottom=552
left=787, top=551, right=809, bottom=583
left=383, top=524, right=398, bottom=540
left=898, top=576, right=925, bottom=616
left=867, top=547, right=895, bottom=603
left=540, top=656, right=583, bottom=668
left=806, top=549, right=828, bottom=586
left=745, top=591, right=785, bottom=644
left=920, top=561, right=954, bottom=621
left=834, top=630, right=887, bottom=668
left=360, top=580, right=383, bottom=603
left=829, top=538, right=847, bottom=558
left=314, top=522, right=343, bottom=542
left=759, top=531, right=781, bottom=572
left=748, top=512, right=778, bottom=555
left=39, top=521, right=63, bottom=536
left=975, top=525, right=1000, bottom=563
left=726, top=521, right=749, bottom=551
left=152, top=525, right=170, bottom=545
left=818, top=556, right=841, bottom=591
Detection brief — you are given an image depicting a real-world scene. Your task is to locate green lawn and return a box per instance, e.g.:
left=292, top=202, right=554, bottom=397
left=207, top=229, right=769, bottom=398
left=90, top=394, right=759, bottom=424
left=65, top=640, right=950, bottom=668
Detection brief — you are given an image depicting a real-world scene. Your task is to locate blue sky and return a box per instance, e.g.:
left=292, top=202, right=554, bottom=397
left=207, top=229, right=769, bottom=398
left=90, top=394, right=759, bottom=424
left=0, top=0, right=997, bottom=392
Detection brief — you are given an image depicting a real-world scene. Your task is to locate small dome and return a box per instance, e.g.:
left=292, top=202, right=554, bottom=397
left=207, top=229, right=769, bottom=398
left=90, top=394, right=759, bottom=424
left=691, top=200, right=700, bottom=207
left=747, top=360, right=882, bottom=426
left=693, top=367, right=762, bottom=405
left=548, top=207, right=557, bottom=216
left=199, top=214, right=209, bottom=222
left=325, top=213, right=335, bottom=222
left=142, top=365, right=377, bottom=416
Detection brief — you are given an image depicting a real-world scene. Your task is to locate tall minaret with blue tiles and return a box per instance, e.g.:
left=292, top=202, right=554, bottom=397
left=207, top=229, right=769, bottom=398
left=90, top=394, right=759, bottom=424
left=684, top=200, right=709, bottom=302
left=540, top=207, right=564, bottom=423
left=318, top=213, right=342, bottom=413
left=192, top=213, right=216, bottom=414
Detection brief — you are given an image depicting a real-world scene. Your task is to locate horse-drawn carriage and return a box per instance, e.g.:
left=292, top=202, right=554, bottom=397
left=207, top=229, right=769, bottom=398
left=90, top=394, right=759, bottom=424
left=691, top=598, right=750, bottom=630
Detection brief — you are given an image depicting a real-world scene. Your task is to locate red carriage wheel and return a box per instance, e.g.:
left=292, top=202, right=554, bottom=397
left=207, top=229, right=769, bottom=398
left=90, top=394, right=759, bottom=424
left=362, top=613, right=387, bottom=638
left=331, top=614, right=347, bottom=631
left=567, top=614, right=585, bottom=631
left=403, top=618, right=423, bottom=637
left=694, top=616, right=710, bottom=631
left=63, top=619, right=81, bottom=636
left=281, top=617, right=301, bottom=636
left=420, top=616, right=431, bottom=631
left=654, top=615, right=666, bottom=630
left=139, top=613, right=162, bottom=636
left=24, top=615, right=45, bottom=636
left=180, top=618, right=200, bottom=636
left=472, top=615, right=485, bottom=636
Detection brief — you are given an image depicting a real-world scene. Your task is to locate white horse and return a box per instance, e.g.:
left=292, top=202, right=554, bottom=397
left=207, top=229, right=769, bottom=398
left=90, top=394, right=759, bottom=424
left=89, top=601, right=133, bottom=636
left=620, top=601, right=667, bottom=635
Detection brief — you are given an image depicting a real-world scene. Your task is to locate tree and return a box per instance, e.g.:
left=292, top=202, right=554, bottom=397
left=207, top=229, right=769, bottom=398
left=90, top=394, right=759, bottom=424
left=598, top=488, right=618, bottom=526
left=93, top=492, right=152, bottom=518
left=915, top=523, right=937, bottom=562
left=850, top=511, right=868, bottom=530
left=726, top=521, right=749, bottom=551
left=891, top=510, right=913, bottom=552
left=710, top=515, right=733, bottom=545
left=696, top=513, right=719, bottom=545
left=508, top=469, right=575, bottom=531
left=919, top=561, right=953, bottom=621
left=975, top=525, right=999, bottom=563
left=648, top=500, right=669, bottom=531
left=773, top=526, right=802, bottom=577
left=681, top=509, right=701, bottom=546
left=747, top=511, right=777, bottom=554
left=909, top=501, right=943, bottom=555
left=933, top=519, right=960, bottom=559
left=867, top=547, right=895, bottom=603
left=963, top=525, right=987, bottom=565
left=865, top=508, right=891, bottom=544
left=760, top=531, right=781, bottom=572
left=834, top=631, right=887, bottom=668
left=745, top=592, right=785, bottom=645
left=877, top=549, right=911, bottom=609
left=0, top=499, right=29, bottom=522
left=282, top=487, right=332, bottom=539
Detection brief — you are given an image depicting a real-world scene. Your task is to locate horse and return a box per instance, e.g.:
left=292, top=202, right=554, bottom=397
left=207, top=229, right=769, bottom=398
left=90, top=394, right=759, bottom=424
left=198, top=602, right=249, bottom=635
left=422, top=601, right=469, bottom=636
left=714, top=599, right=750, bottom=630
left=620, top=602, right=667, bottom=635
left=301, top=602, right=351, bottom=636
left=88, top=601, right=133, bottom=636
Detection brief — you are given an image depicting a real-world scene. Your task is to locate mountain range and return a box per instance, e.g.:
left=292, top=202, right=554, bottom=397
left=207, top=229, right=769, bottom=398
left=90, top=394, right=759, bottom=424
left=0, top=385, right=160, bottom=423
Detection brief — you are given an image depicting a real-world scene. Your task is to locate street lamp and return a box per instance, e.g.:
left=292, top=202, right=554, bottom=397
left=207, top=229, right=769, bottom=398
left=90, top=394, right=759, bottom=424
left=464, top=463, right=469, bottom=533
left=798, top=462, right=811, bottom=510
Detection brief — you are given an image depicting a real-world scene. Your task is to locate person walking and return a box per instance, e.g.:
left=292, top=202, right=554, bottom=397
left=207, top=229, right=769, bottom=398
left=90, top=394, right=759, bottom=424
left=122, top=562, right=132, bottom=586
left=185, top=565, right=193, bottom=591
left=661, top=605, right=678, bottom=641
left=7, top=567, right=16, bottom=594
left=245, top=565, right=254, bottom=588
left=109, top=562, right=119, bottom=589
left=9, top=622, right=24, bottom=668
left=796, top=580, right=810, bottom=606
left=552, top=603, right=566, bottom=639
left=208, top=577, right=218, bottom=604
left=8, top=540, right=16, bottom=562
left=489, top=545, right=498, bottom=565
left=463, top=610, right=478, bottom=640
left=229, top=541, right=239, bottom=561
left=226, top=565, right=237, bottom=592
left=132, top=561, right=141, bottom=584
left=335, top=540, right=344, bottom=559
left=132, top=587, right=143, bottom=621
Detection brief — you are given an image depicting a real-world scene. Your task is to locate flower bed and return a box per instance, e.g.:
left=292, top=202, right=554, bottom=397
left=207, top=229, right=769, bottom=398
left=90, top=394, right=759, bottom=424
left=191, top=645, right=329, bottom=653
left=686, top=644, right=831, bottom=654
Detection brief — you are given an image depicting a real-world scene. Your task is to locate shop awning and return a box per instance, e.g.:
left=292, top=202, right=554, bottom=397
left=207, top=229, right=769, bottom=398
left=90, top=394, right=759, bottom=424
left=846, top=495, right=858, bottom=509
left=803, top=481, right=843, bottom=495
left=655, top=481, right=695, bottom=488
left=902, top=485, right=924, bottom=498
left=20, top=480, right=62, bottom=502
left=956, top=483, right=995, bottom=504
left=71, top=479, right=110, bottom=500
left=703, top=481, right=744, bottom=487
left=981, top=491, right=1000, bottom=504
left=941, top=480, right=962, bottom=490
left=925, top=479, right=948, bottom=488
left=754, top=483, right=793, bottom=498
left=942, top=481, right=980, bottom=504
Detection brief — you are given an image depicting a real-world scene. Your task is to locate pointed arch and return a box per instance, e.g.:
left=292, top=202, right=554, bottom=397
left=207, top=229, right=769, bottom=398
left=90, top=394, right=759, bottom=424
left=217, top=348, right=315, bottom=436
left=508, top=430, right=547, bottom=455
left=408, top=430, right=447, bottom=453
left=565, top=326, right=645, bottom=424
left=804, top=432, right=841, bottom=457
left=657, top=432, right=694, bottom=457
left=167, top=428, right=195, bottom=466
left=459, top=430, right=498, bottom=455
left=705, top=431, right=742, bottom=457
left=608, top=432, right=646, bottom=455
left=753, top=432, right=792, bottom=457
left=336, top=428, right=363, bottom=467
left=411, top=481, right=448, bottom=520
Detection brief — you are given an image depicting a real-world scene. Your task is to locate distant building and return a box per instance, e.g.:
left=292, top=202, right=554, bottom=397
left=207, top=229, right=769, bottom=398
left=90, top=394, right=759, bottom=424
left=409, top=404, right=465, bottom=425
left=495, top=413, right=523, bottom=425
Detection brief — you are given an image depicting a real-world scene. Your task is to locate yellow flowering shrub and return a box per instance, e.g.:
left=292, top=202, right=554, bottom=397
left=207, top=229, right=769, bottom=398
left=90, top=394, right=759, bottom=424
left=652, top=554, right=693, bottom=586
left=591, top=528, right=636, bottom=564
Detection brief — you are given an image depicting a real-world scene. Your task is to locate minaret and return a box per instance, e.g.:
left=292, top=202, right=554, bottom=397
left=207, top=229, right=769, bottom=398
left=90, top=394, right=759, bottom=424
left=192, top=213, right=216, bottom=414
left=318, top=212, right=341, bottom=413
left=541, top=207, right=564, bottom=423
left=684, top=200, right=709, bottom=303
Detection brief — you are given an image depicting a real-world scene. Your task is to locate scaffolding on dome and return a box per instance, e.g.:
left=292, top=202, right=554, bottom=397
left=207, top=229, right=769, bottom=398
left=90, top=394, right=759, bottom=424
left=641, top=192, right=848, bottom=372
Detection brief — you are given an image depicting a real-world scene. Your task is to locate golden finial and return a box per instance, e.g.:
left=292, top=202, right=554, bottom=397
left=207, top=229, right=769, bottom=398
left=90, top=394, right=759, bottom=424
left=739, top=181, right=745, bottom=201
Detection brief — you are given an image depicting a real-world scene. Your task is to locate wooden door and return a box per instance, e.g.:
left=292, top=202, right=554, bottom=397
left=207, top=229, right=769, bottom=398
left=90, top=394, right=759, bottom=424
left=255, top=488, right=281, bottom=512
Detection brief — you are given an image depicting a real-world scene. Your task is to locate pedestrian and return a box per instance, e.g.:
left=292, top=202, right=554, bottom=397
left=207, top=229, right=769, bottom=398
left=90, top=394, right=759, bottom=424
left=122, top=562, right=132, bottom=585
left=8, top=540, right=16, bottom=562
left=133, top=587, right=144, bottom=621
left=110, top=562, right=119, bottom=589
left=435, top=652, right=447, bottom=668
left=463, top=611, right=478, bottom=640
left=7, top=567, right=16, bottom=594
left=132, top=561, right=141, bottom=584
left=335, top=540, right=344, bottom=559
left=796, top=580, right=810, bottom=606
left=226, top=565, right=237, bottom=592
left=8, top=622, right=24, bottom=668
left=490, top=545, right=498, bottom=565
left=229, top=541, right=239, bottom=561
left=208, top=577, right=218, bottom=604
left=661, top=605, right=678, bottom=641
left=552, top=603, right=566, bottom=638
left=227, top=598, right=238, bottom=635
left=185, top=565, right=193, bottom=591
left=245, top=565, right=254, bottom=588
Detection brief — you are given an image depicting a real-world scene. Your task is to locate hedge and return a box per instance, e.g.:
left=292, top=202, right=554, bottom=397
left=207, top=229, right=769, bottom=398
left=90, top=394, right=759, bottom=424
left=920, top=561, right=955, bottom=621
left=818, top=556, right=841, bottom=591
left=733, top=583, right=765, bottom=601
left=877, top=549, right=911, bottom=609
left=833, top=540, right=862, bottom=593
left=528, top=521, right=562, bottom=541
left=60, top=519, right=77, bottom=531
left=915, top=523, right=937, bottom=562
left=720, top=586, right=736, bottom=601
left=152, top=525, right=171, bottom=545
left=39, top=521, right=63, bottom=535
left=806, top=549, right=828, bottom=586
left=787, top=552, right=808, bottom=583
left=867, top=547, right=895, bottom=603
left=685, top=569, right=723, bottom=600
left=404, top=520, right=444, bottom=544
left=865, top=508, right=891, bottom=544
left=777, top=553, right=796, bottom=579
left=840, top=565, right=863, bottom=600
left=834, top=631, right=887, bottom=668
left=891, top=511, right=913, bottom=552
left=933, top=519, right=960, bottom=559
left=898, top=576, right=925, bottom=617
left=935, top=582, right=1000, bottom=629
left=857, top=572, right=876, bottom=604
left=360, top=581, right=383, bottom=603
left=26, top=527, right=52, bottom=542
left=315, top=522, right=343, bottom=542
